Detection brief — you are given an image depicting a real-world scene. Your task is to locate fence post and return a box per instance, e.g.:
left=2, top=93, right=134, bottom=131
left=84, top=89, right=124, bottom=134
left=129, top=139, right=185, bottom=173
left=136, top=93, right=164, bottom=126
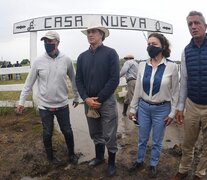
left=30, top=32, right=38, bottom=107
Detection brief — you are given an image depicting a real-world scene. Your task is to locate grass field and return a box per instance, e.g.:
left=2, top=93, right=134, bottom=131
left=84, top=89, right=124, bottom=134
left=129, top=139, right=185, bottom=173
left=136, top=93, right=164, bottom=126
left=0, top=73, right=32, bottom=101
left=0, top=73, right=31, bottom=115
left=0, top=73, right=28, bottom=85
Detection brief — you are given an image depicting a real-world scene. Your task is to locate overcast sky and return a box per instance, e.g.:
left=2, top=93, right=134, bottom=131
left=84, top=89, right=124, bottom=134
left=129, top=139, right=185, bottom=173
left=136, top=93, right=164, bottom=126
left=1, top=0, right=207, bottom=63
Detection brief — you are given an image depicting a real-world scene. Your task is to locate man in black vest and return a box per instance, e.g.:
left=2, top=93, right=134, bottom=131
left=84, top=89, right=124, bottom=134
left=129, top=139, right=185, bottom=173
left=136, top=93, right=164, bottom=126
left=172, top=11, right=207, bottom=180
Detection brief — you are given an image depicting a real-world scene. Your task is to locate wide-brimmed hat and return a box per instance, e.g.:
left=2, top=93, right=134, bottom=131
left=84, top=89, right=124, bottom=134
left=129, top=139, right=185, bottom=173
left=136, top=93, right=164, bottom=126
left=81, top=24, right=109, bottom=38
left=41, top=31, right=60, bottom=41
left=124, top=55, right=134, bottom=60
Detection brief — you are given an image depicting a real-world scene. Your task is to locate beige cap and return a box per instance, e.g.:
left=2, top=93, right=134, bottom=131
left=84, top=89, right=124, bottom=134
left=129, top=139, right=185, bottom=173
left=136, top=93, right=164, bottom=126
left=41, top=31, right=60, bottom=41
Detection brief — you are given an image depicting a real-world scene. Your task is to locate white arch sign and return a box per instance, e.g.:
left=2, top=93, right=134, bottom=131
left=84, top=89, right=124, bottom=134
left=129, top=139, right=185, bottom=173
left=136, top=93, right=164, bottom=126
left=13, top=14, right=173, bottom=34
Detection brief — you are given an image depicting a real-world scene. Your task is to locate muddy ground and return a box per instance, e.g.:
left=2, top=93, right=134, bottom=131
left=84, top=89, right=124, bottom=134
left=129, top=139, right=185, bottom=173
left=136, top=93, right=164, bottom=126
left=0, top=105, right=205, bottom=180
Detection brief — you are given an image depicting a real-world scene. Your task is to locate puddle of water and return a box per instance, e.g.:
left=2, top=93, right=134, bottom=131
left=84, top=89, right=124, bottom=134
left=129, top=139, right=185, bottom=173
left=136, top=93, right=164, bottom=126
left=116, top=102, right=137, bottom=138
left=54, top=101, right=137, bottom=162
left=54, top=101, right=94, bottom=163
left=163, top=122, right=184, bottom=148
left=117, top=102, right=184, bottom=149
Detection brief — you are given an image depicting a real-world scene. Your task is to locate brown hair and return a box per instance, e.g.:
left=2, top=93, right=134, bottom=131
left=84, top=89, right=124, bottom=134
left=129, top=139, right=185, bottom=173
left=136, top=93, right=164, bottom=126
left=148, top=33, right=171, bottom=58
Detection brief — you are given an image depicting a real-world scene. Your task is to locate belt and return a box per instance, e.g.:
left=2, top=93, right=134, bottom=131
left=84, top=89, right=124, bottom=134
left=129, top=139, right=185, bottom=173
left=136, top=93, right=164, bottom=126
left=127, top=77, right=136, bottom=83
left=43, top=105, right=68, bottom=112
left=141, top=98, right=170, bottom=106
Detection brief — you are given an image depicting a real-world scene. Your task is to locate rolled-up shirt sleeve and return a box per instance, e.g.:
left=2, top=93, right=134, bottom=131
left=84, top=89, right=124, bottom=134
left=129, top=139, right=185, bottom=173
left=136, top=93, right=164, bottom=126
left=177, top=51, right=188, bottom=111
left=129, top=66, right=141, bottom=114
left=168, top=63, right=179, bottom=118
left=67, top=59, right=80, bottom=102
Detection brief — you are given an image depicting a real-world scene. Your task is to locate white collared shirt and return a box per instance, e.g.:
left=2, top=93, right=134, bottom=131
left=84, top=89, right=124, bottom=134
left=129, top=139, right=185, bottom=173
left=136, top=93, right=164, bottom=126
left=130, top=58, right=179, bottom=118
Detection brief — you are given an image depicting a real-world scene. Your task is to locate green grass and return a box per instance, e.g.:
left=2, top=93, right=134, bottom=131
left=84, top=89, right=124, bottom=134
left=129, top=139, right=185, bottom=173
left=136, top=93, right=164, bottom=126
left=115, top=86, right=125, bottom=103
left=0, top=73, right=28, bottom=85
left=0, top=73, right=32, bottom=101
left=0, top=107, right=15, bottom=115
left=0, top=91, right=32, bottom=101
left=32, top=123, right=42, bottom=133
left=0, top=73, right=33, bottom=115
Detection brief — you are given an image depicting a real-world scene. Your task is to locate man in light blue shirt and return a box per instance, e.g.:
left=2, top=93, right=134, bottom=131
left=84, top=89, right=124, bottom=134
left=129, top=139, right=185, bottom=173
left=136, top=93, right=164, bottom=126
left=120, top=55, right=138, bottom=116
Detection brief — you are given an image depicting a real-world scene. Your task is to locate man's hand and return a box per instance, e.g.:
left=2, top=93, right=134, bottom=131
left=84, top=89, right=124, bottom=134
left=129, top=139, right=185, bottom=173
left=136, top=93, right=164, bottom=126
left=72, top=101, right=79, bottom=108
left=176, top=110, right=184, bottom=125
left=16, top=105, right=24, bottom=114
left=85, top=97, right=101, bottom=109
left=164, top=117, right=173, bottom=126
left=128, top=112, right=135, bottom=120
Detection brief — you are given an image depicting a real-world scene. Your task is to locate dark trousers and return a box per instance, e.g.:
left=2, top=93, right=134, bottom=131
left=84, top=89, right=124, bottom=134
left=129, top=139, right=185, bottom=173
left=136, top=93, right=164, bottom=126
left=84, top=95, right=118, bottom=153
left=8, top=74, right=13, bottom=80
left=39, top=107, right=75, bottom=155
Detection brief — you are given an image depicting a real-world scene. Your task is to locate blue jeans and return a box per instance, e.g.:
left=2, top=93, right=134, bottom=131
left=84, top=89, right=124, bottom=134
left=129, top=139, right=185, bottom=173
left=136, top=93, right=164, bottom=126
left=137, top=99, right=171, bottom=166
left=39, top=107, right=75, bottom=155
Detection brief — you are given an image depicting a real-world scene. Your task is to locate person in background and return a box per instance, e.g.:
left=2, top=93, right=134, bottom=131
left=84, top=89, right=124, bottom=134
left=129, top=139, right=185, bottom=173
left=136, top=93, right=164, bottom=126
left=75, top=24, right=119, bottom=176
left=1, top=62, right=6, bottom=81
left=128, top=33, right=179, bottom=178
left=16, top=31, right=80, bottom=166
left=14, top=61, right=21, bottom=80
left=7, top=61, right=13, bottom=80
left=120, top=54, right=138, bottom=116
left=172, top=11, right=207, bottom=180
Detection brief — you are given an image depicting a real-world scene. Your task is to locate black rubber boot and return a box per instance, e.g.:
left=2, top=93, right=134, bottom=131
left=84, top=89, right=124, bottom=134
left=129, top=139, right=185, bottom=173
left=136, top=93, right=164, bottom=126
left=45, top=147, right=53, bottom=161
left=89, top=144, right=105, bottom=167
left=45, top=148, right=64, bottom=166
left=122, top=103, right=128, bottom=116
left=107, top=151, right=116, bottom=176
left=65, top=131, right=78, bottom=165
left=67, top=144, right=78, bottom=165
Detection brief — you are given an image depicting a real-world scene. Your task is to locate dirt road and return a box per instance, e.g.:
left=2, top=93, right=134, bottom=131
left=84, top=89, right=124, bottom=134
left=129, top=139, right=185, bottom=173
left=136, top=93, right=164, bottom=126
left=0, top=102, right=205, bottom=180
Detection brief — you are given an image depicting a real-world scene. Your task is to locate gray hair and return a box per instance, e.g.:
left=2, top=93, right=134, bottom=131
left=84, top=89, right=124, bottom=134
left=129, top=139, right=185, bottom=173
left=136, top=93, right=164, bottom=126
left=187, top=11, right=206, bottom=24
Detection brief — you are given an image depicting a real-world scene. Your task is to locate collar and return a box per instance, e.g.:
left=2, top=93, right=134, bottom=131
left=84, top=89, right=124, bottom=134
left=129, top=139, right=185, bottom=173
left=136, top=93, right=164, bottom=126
left=190, top=33, right=207, bottom=48
left=89, top=43, right=103, bottom=52
left=47, top=50, right=59, bottom=59
left=45, top=50, right=63, bottom=59
left=146, top=57, right=167, bottom=66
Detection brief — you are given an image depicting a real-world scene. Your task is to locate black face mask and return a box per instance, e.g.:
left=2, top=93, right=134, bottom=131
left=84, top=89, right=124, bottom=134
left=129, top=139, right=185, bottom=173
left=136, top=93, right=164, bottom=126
left=44, top=43, right=55, bottom=54
left=147, top=45, right=163, bottom=58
